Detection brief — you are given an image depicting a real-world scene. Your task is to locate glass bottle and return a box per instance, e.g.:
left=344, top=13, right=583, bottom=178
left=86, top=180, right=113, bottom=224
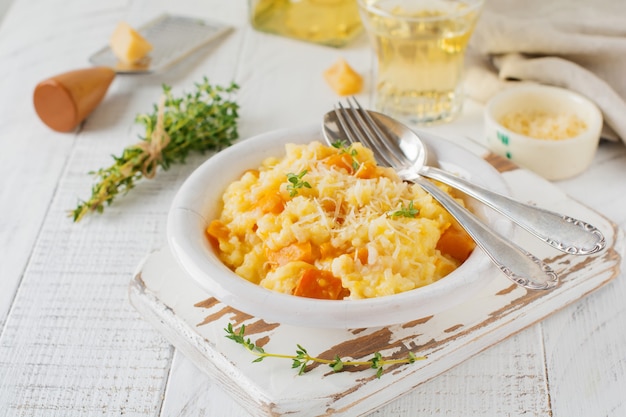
left=249, top=0, right=362, bottom=47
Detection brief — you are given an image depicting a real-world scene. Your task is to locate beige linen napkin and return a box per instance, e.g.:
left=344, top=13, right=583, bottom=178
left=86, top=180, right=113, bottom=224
left=465, top=0, right=626, bottom=142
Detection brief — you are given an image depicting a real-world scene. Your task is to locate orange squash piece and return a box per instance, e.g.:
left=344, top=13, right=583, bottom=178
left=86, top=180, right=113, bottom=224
left=436, top=226, right=475, bottom=263
left=206, top=219, right=230, bottom=249
left=255, top=192, right=284, bottom=214
left=356, top=247, right=369, bottom=265
left=206, top=219, right=229, bottom=240
left=355, top=161, right=377, bottom=179
left=266, top=241, right=313, bottom=266
left=293, top=268, right=348, bottom=300
left=324, top=153, right=355, bottom=174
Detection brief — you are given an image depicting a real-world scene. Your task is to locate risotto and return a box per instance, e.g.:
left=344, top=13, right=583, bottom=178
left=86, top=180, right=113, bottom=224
left=206, top=141, right=474, bottom=300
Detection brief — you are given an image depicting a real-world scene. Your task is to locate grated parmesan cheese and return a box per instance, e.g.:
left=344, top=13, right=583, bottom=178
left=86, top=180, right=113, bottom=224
left=208, top=141, right=474, bottom=300
left=499, top=110, right=587, bottom=140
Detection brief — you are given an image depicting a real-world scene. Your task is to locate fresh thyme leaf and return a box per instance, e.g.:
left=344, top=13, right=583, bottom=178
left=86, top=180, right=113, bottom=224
left=370, top=352, right=383, bottom=370
left=388, top=201, right=419, bottom=218
left=331, top=139, right=348, bottom=149
left=351, top=158, right=361, bottom=172
left=286, top=170, right=312, bottom=197
left=330, top=355, right=344, bottom=372
left=71, top=77, right=240, bottom=222
left=298, top=363, right=308, bottom=375
left=224, top=323, right=426, bottom=377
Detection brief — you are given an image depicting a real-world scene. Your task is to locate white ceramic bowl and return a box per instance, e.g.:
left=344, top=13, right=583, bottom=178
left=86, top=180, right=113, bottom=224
left=167, top=124, right=512, bottom=328
left=484, top=84, right=603, bottom=181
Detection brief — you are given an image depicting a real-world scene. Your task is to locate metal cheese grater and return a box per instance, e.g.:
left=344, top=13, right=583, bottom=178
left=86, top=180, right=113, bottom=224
left=89, top=14, right=232, bottom=74
left=33, top=14, right=232, bottom=131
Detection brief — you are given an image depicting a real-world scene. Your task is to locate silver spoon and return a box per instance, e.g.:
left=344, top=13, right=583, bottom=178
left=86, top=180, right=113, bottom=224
left=322, top=105, right=606, bottom=256
left=323, top=104, right=557, bottom=290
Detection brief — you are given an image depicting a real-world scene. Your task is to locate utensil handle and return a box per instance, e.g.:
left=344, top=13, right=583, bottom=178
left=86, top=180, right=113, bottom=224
left=420, top=166, right=606, bottom=255
left=33, top=67, right=116, bottom=132
left=413, top=176, right=558, bottom=290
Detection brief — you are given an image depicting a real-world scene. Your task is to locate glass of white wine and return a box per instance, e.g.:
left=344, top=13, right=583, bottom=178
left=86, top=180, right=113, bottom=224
left=359, top=0, right=484, bottom=125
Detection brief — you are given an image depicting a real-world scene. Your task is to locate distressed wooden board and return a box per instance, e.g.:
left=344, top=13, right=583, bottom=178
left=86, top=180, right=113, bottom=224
left=129, top=154, right=623, bottom=417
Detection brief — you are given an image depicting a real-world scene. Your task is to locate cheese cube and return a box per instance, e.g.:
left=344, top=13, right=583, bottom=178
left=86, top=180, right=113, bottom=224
left=324, top=58, right=363, bottom=96
left=109, top=22, right=153, bottom=64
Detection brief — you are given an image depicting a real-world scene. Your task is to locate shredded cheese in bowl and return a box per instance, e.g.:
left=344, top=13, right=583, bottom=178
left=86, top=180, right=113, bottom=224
left=499, top=110, right=587, bottom=140
left=207, top=141, right=474, bottom=300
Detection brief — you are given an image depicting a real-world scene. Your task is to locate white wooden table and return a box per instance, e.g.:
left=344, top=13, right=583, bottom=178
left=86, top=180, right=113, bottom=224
left=1, top=1, right=625, bottom=416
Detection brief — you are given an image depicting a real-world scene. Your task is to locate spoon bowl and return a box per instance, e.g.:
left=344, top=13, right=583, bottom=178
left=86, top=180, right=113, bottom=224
left=324, top=108, right=428, bottom=167
left=323, top=105, right=605, bottom=257
left=324, top=104, right=559, bottom=290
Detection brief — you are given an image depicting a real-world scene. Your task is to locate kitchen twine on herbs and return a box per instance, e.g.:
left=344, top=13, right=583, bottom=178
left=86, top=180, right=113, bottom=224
left=136, top=95, right=171, bottom=178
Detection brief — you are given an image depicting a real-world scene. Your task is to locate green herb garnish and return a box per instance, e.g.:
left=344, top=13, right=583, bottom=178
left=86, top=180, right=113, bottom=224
left=331, top=139, right=348, bottom=149
left=331, top=139, right=361, bottom=171
left=388, top=201, right=419, bottom=218
left=286, top=170, right=312, bottom=197
left=71, top=77, right=240, bottom=222
left=225, top=323, right=425, bottom=378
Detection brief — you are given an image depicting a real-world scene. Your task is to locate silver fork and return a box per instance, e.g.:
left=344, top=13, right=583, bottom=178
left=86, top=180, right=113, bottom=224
left=330, top=99, right=559, bottom=290
left=331, top=98, right=606, bottom=256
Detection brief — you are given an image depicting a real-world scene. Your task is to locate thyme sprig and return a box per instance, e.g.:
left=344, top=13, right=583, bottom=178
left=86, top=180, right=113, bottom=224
left=71, top=77, right=240, bottom=222
left=225, top=323, right=426, bottom=378
left=286, top=170, right=312, bottom=197
left=388, top=201, right=419, bottom=218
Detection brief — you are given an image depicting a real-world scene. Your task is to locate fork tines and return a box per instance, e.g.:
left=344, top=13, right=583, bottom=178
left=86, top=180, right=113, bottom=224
left=333, top=97, right=402, bottom=168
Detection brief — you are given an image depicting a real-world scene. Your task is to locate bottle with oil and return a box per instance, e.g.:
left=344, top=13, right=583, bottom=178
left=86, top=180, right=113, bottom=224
left=249, top=0, right=362, bottom=47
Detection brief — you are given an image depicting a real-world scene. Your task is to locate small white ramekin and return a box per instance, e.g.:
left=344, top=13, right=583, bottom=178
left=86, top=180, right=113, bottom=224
left=484, top=84, right=603, bottom=181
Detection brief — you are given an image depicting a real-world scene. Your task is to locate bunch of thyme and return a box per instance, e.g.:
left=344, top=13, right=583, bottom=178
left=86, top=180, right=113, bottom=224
left=225, top=323, right=425, bottom=378
left=71, top=77, right=239, bottom=222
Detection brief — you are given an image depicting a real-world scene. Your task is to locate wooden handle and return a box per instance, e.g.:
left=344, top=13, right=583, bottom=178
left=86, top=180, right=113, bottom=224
left=33, top=67, right=116, bottom=132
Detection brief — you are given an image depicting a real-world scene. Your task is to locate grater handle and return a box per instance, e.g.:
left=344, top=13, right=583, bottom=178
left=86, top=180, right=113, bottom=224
left=33, top=67, right=116, bottom=132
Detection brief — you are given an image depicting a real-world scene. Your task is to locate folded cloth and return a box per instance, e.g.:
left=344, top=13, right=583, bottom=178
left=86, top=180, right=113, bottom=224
left=465, top=0, right=626, bottom=142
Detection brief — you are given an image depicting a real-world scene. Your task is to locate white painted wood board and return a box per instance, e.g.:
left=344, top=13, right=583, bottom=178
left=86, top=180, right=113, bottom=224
left=130, top=151, right=624, bottom=417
